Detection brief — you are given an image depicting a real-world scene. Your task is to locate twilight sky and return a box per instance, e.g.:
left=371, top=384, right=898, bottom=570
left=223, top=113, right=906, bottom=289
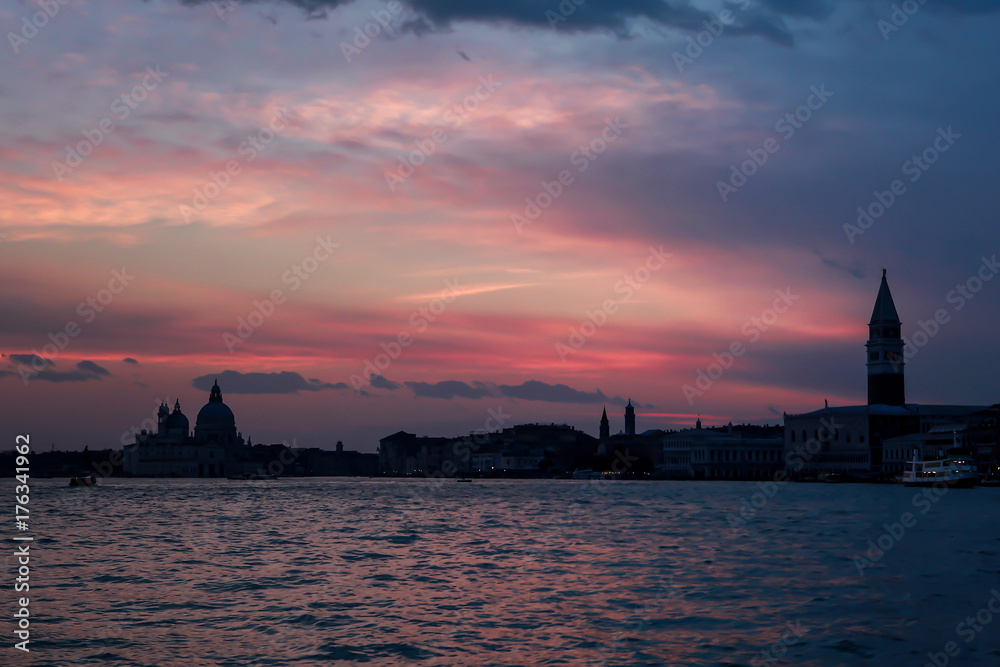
left=2, top=0, right=999, bottom=452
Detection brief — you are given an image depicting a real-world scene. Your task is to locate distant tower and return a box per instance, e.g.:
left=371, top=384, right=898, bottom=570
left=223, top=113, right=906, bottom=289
left=157, top=402, right=169, bottom=435
left=625, top=399, right=635, bottom=436
left=600, top=407, right=610, bottom=440
left=867, top=269, right=905, bottom=406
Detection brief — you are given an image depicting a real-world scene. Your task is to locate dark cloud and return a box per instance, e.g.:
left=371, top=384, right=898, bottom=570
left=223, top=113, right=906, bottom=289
left=405, top=380, right=496, bottom=399
left=814, top=250, right=866, bottom=280
left=313, top=377, right=351, bottom=390
left=174, top=0, right=805, bottom=44
left=369, top=374, right=400, bottom=390
left=5, top=354, right=111, bottom=383
left=756, top=0, right=834, bottom=19
left=9, top=353, right=53, bottom=367
left=498, top=380, right=620, bottom=405
left=77, top=360, right=111, bottom=376
left=28, top=370, right=103, bottom=383
left=123, top=357, right=139, bottom=365
left=402, top=378, right=645, bottom=406
left=192, top=370, right=348, bottom=394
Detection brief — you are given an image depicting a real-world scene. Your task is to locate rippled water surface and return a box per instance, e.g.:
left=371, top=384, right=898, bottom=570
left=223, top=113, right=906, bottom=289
left=5, top=478, right=1000, bottom=666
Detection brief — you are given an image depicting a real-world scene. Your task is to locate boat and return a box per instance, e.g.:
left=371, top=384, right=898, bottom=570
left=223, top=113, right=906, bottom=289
left=822, top=472, right=844, bottom=483
left=901, top=453, right=978, bottom=488
left=69, top=473, right=97, bottom=487
left=571, top=468, right=603, bottom=480
left=456, top=478, right=472, bottom=483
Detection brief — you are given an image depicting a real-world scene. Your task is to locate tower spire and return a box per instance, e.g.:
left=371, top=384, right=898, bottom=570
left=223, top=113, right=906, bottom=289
left=866, top=270, right=905, bottom=405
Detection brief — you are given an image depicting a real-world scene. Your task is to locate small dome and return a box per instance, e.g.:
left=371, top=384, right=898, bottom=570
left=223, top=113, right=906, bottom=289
left=165, top=399, right=189, bottom=432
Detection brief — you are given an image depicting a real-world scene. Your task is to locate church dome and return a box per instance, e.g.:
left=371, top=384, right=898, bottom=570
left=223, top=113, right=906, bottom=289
left=165, top=399, right=189, bottom=432
left=196, top=380, right=236, bottom=428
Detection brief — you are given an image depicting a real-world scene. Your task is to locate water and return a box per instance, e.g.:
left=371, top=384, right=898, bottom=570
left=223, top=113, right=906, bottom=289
left=5, top=478, right=1000, bottom=666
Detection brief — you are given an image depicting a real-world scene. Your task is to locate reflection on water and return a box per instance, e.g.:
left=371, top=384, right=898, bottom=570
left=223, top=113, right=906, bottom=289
left=6, top=478, right=1000, bottom=666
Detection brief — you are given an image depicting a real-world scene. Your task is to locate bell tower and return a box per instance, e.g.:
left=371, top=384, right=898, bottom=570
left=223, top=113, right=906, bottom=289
left=866, top=269, right=905, bottom=406
left=600, top=407, right=610, bottom=440
left=625, top=399, right=635, bottom=436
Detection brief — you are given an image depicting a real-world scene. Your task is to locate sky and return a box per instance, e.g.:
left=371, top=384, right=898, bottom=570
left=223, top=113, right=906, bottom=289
left=1, top=0, right=999, bottom=452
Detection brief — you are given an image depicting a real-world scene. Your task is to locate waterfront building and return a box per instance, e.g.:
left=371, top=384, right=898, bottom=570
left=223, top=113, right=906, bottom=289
left=378, top=423, right=598, bottom=477
left=783, top=271, right=986, bottom=480
left=660, top=421, right=784, bottom=480
left=123, top=380, right=249, bottom=477
left=294, top=441, right=379, bottom=476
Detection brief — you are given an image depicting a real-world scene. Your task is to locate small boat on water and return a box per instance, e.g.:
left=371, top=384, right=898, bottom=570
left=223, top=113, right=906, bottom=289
left=456, top=478, right=472, bottom=483
left=822, top=472, right=844, bottom=484
left=69, top=473, right=97, bottom=487
left=901, top=454, right=978, bottom=488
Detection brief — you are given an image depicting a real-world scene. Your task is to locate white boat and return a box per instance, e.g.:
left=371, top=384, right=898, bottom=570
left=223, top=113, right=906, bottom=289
left=69, top=473, right=97, bottom=487
left=901, top=454, right=978, bottom=488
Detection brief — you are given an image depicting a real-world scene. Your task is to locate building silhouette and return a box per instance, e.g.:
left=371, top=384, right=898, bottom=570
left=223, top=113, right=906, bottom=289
left=661, top=421, right=784, bottom=480
left=783, top=271, right=987, bottom=481
left=122, top=380, right=375, bottom=477
left=866, top=269, right=906, bottom=406
left=123, top=380, right=246, bottom=477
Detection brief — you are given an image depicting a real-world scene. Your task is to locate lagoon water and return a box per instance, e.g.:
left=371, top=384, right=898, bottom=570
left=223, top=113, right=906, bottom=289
left=6, top=478, right=1000, bottom=666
